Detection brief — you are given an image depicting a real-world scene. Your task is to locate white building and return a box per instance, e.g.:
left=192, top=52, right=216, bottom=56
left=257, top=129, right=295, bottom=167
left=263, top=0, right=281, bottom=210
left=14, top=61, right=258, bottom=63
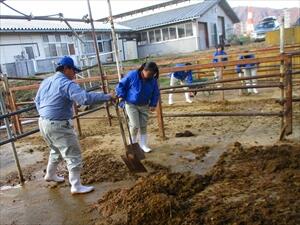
left=119, top=0, right=239, bottom=58
left=0, top=19, right=136, bottom=76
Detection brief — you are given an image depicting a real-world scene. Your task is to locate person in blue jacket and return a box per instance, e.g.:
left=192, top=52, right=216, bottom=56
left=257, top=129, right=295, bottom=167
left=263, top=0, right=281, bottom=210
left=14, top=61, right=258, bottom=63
left=236, top=50, right=258, bottom=95
left=116, top=62, right=160, bottom=153
left=168, top=63, right=193, bottom=105
left=212, top=44, right=227, bottom=88
left=35, top=56, right=114, bottom=194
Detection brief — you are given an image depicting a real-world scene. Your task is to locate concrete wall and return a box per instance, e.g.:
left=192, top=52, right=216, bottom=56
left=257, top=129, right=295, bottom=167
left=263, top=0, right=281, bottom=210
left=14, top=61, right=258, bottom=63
left=0, top=33, right=44, bottom=64
left=137, top=36, right=197, bottom=58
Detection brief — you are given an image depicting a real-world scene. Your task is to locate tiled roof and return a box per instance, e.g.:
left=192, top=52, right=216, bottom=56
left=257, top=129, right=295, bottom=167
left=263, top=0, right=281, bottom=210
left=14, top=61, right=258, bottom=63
left=0, top=19, right=132, bottom=32
left=120, top=0, right=239, bottom=31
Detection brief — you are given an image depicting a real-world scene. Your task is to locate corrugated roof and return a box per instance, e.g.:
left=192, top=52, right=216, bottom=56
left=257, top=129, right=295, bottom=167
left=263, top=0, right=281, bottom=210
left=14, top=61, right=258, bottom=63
left=0, top=19, right=132, bottom=33
left=120, top=0, right=239, bottom=31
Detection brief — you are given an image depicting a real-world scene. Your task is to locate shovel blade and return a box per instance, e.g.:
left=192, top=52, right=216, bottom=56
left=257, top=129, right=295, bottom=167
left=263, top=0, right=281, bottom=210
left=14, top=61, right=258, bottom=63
left=126, top=143, right=145, bottom=160
left=121, top=154, right=147, bottom=173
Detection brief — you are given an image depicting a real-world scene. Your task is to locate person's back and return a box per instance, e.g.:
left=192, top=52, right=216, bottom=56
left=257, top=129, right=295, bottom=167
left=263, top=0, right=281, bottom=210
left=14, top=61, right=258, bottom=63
left=36, top=73, right=73, bottom=120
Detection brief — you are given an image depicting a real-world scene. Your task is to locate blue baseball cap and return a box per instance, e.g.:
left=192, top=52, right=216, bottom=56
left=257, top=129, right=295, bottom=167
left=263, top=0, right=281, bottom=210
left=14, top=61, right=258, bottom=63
left=57, top=56, right=81, bottom=73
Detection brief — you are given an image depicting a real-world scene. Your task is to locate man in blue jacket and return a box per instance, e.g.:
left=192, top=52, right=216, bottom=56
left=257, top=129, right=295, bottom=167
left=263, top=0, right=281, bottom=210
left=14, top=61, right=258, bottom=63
left=35, top=56, right=114, bottom=194
left=168, top=63, right=193, bottom=105
left=236, top=51, right=258, bottom=95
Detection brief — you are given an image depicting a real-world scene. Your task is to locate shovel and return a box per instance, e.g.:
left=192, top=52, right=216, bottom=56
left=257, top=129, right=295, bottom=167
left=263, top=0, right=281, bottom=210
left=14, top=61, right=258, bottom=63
left=115, top=103, right=147, bottom=173
left=122, top=107, right=145, bottom=160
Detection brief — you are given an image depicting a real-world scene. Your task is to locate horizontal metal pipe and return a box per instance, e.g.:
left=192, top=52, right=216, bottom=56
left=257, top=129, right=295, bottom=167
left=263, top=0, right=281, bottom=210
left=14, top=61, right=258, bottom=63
left=0, top=14, right=90, bottom=23
left=160, top=73, right=283, bottom=91
left=72, top=105, right=106, bottom=118
left=0, top=128, right=40, bottom=146
left=161, top=83, right=283, bottom=94
left=6, top=76, right=43, bottom=81
left=163, top=112, right=283, bottom=118
left=0, top=105, right=36, bottom=120
left=0, top=104, right=109, bottom=145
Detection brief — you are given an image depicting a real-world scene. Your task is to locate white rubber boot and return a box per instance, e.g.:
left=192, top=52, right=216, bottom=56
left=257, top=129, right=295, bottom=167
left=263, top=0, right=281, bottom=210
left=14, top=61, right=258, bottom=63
left=185, top=93, right=193, bottom=103
left=168, top=94, right=174, bottom=105
left=44, top=161, right=64, bottom=183
left=69, top=169, right=94, bottom=194
left=246, top=83, right=252, bottom=94
left=253, top=88, right=258, bottom=94
left=139, top=134, right=152, bottom=153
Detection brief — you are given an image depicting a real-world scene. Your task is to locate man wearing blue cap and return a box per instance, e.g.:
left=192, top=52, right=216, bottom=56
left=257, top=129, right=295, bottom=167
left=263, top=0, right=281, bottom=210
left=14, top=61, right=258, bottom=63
left=35, top=56, right=114, bottom=194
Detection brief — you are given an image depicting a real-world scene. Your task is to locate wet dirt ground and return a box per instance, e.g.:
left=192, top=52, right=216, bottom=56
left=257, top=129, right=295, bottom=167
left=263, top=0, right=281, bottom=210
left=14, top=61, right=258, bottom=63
left=1, top=87, right=300, bottom=225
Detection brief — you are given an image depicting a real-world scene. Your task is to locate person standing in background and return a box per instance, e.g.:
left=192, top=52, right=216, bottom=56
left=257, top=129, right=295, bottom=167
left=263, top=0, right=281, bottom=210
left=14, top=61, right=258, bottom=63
left=168, top=63, right=193, bottom=105
left=212, top=44, right=227, bottom=88
left=236, top=51, right=259, bottom=95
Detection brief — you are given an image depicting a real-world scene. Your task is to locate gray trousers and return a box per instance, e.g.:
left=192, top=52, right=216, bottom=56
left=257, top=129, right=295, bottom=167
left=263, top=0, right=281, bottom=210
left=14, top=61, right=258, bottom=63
left=38, top=118, right=82, bottom=171
left=125, top=103, right=149, bottom=136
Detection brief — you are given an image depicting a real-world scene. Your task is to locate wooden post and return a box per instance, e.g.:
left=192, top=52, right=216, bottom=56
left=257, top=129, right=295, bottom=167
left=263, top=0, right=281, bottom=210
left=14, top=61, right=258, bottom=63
left=284, top=55, right=293, bottom=136
left=280, top=17, right=285, bottom=130
left=0, top=90, right=24, bottom=185
left=220, top=67, right=225, bottom=101
left=1, top=74, right=20, bottom=134
left=10, top=90, right=23, bottom=134
left=73, top=104, right=82, bottom=137
left=156, top=96, right=166, bottom=139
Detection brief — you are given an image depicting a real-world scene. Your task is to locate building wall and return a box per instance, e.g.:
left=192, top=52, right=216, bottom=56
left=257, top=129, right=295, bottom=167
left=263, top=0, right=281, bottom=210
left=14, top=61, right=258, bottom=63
left=0, top=32, right=136, bottom=76
left=137, top=36, right=197, bottom=58
left=135, top=3, right=236, bottom=57
left=196, top=4, right=234, bottom=48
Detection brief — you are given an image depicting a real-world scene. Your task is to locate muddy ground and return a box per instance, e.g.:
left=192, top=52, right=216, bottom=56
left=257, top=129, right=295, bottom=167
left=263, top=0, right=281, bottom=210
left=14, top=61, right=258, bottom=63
left=93, top=143, right=300, bottom=225
left=1, top=87, right=300, bottom=225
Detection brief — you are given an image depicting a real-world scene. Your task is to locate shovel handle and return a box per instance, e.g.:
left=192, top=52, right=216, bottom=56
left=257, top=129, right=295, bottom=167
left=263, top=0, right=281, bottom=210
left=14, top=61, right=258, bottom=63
left=122, top=107, right=134, bottom=145
left=115, top=104, right=128, bottom=150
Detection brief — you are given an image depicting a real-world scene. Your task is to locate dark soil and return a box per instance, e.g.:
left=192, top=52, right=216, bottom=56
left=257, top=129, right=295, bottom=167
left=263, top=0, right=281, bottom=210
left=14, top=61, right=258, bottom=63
left=81, top=153, right=135, bottom=184
left=91, top=143, right=300, bottom=225
left=175, top=130, right=195, bottom=137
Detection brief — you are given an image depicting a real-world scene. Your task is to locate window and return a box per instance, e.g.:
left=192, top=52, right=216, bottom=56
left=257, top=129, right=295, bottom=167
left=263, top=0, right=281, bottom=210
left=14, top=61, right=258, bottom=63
left=84, top=42, right=95, bottom=54
left=141, top=32, right=148, bottom=45
left=98, top=42, right=103, bottom=52
left=42, top=34, right=49, bottom=42
left=97, top=34, right=102, bottom=40
left=169, top=27, right=177, bottom=39
left=185, top=23, right=193, bottom=36
left=49, top=44, right=58, bottom=56
left=177, top=24, right=185, bottom=38
left=149, top=30, right=155, bottom=43
left=56, top=44, right=62, bottom=56
left=68, top=44, right=75, bottom=55
left=55, top=34, right=61, bottom=42
left=155, top=29, right=162, bottom=42
left=61, top=43, right=69, bottom=55
left=48, top=35, right=56, bottom=42
left=210, top=23, right=217, bottom=46
left=25, top=46, right=35, bottom=59
left=162, top=28, right=169, bottom=41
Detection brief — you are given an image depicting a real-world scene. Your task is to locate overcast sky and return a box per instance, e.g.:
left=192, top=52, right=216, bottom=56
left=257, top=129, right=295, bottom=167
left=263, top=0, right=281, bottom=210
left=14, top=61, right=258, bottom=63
left=1, top=0, right=299, bottom=20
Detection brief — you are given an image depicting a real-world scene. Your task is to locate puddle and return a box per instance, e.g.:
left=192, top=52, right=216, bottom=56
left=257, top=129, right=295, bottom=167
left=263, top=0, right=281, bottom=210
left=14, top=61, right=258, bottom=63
left=0, top=184, right=23, bottom=191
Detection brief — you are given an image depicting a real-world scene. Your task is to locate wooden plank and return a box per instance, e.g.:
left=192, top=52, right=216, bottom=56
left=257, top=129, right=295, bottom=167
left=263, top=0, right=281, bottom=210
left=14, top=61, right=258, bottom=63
left=155, top=97, right=166, bottom=140
left=284, top=56, right=293, bottom=135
